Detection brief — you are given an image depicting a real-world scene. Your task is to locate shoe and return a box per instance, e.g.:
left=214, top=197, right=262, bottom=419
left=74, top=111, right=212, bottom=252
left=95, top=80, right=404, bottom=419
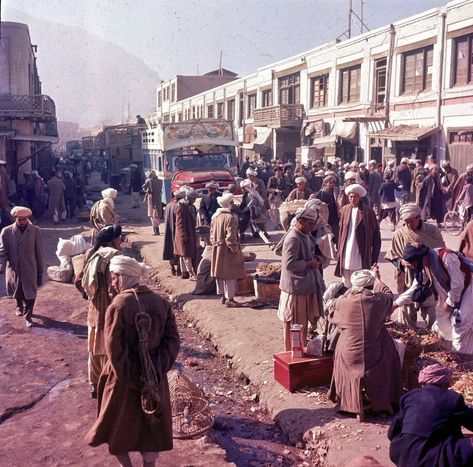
left=181, top=272, right=190, bottom=280
left=171, top=267, right=177, bottom=276
left=220, top=296, right=226, bottom=304
left=90, top=390, right=98, bottom=399
left=25, top=319, right=34, bottom=328
left=15, top=307, right=24, bottom=316
left=189, top=276, right=197, bottom=282
left=225, top=299, right=243, bottom=308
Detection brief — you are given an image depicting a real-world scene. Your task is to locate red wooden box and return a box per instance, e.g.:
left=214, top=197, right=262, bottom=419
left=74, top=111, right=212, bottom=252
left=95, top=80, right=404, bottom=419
left=273, top=351, right=334, bottom=393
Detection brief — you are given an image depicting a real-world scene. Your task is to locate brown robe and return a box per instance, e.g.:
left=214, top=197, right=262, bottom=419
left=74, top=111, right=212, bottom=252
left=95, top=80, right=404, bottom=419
left=335, top=203, right=381, bottom=277
left=47, top=175, right=66, bottom=215
left=90, top=199, right=119, bottom=231
left=210, top=210, right=245, bottom=280
left=142, top=175, right=163, bottom=218
left=0, top=222, right=44, bottom=299
left=85, top=285, right=180, bottom=455
left=329, top=282, right=402, bottom=414
left=173, top=200, right=197, bottom=258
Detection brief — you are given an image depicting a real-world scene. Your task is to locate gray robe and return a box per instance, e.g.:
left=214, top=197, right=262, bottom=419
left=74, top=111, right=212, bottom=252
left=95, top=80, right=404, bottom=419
left=0, top=222, right=44, bottom=299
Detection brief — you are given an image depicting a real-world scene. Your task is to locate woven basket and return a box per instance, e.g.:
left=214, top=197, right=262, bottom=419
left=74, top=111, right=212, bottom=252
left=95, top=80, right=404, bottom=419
left=168, top=371, right=214, bottom=439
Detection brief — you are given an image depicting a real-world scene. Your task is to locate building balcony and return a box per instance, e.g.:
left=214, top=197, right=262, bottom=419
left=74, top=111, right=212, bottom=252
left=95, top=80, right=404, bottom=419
left=0, top=94, right=56, bottom=120
left=253, top=104, right=304, bottom=128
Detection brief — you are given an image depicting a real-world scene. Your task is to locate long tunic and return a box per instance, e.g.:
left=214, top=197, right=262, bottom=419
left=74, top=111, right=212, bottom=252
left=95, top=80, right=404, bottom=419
left=388, top=385, right=473, bottom=467
left=142, top=176, right=163, bottom=218
left=173, top=200, right=197, bottom=258
left=162, top=200, right=178, bottom=261
left=85, top=285, right=180, bottom=455
left=0, top=222, right=44, bottom=299
left=47, top=176, right=66, bottom=215
left=210, top=209, right=245, bottom=280
left=329, top=282, right=402, bottom=414
left=419, top=175, right=447, bottom=222
left=335, top=203, right=380, bottom=277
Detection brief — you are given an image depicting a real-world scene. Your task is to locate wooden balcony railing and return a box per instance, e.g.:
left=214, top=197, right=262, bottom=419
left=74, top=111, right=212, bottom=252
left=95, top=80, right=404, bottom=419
left=0, top=94, right=56, bottom=120
left=253, top=104, right=304, bottom=127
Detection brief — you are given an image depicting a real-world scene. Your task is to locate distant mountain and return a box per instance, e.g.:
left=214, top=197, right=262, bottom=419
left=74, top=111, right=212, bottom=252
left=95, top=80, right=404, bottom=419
left=3, top=7, right=159, bottom=129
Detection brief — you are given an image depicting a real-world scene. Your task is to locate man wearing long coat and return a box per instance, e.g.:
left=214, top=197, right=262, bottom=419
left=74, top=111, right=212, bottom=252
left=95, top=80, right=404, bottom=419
left=162, top=190, right=185, bottom=276
left=335, top=184, right=381, bottom=287
left=142, top=170, right=163, bottom=235
left=47, top=171, right=66, bottom=224
left=210, top=193, right=245, bottom=307
left=0, top=206, right=43, bottom=327
left=90, top=188, right=119, bottom=233
left=329, top=270, right=402, bottom=420
left=86, top=256, right=180, bottom=465
left=174, top=191, right=198, bottom=279
left=418, top=164, right=447, bottom=226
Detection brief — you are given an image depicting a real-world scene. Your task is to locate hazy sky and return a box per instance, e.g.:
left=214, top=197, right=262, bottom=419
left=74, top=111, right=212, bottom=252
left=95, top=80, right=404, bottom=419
left=4, top=0, right=445, bottom=79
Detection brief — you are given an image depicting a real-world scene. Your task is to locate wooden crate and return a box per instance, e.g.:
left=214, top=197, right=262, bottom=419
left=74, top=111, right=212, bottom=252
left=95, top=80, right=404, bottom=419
left=274, top=352, right=334, bottom=393
left=253, top=279, right=280, bottom=304
left=236, top=270, right=255, bottom=296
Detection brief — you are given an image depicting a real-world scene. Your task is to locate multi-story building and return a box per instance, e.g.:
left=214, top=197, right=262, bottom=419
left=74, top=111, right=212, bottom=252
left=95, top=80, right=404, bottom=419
left=0, top=22, right=58, bottom=180
left=155, top=0, right=473, bottom=170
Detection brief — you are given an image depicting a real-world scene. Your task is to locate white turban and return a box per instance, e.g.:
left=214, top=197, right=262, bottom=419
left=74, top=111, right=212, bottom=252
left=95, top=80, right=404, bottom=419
left=344, top=171, right=357, bottom=181
left=295, top=207, right=318, bottom=221
left=351, top=269, right=375, bottom=292
left=174, top=188, right=186, bottom=199
left=343, top=163, right=350, bottom=170
left=295, top=176, right=307, bottom=184
left=246, top=168, right=256, bottom=176
left=350, top=161, right=359, bottom=167
left=399, top=203, right=422, bottom=220
left=467, top=164, right=473, bottom=171
left=345, top=183, right=367, bottom=198
left=109, top=255, right=148, bottom=279
left=11, top=206, right=32, bottom=218
left=240, top=178, right=252, bottom=189
left=401, top=157, right=409, bottom=164
left=102, top=188, right=117, bottom=199
left=205, top=181, right=219, bottom=189
left=217, top=193, right=234, bottom=208
left=369, top=159, right=377, bottom=165
left=305, top=198, right=322, bottom=211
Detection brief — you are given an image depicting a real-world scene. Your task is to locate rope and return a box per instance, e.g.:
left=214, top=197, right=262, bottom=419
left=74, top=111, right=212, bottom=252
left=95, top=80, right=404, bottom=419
left=130, top=288, right=162, bottom=424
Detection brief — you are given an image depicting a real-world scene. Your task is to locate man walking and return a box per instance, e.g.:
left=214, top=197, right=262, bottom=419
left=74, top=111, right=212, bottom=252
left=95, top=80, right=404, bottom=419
left=0, top=206, right=44, bottom=327
left=47, top=170, right=66, bottom=224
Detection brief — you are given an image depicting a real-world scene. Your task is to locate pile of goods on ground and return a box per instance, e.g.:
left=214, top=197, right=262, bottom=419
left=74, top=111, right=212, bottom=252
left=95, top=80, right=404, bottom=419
left=386, top=322, right=441, bottom=354
left=255, top=263, right=281, bottom=281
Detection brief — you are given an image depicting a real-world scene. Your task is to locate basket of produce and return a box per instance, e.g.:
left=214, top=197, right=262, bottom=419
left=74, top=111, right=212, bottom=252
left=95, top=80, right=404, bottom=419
left=252, top=263, right=281, bottom=305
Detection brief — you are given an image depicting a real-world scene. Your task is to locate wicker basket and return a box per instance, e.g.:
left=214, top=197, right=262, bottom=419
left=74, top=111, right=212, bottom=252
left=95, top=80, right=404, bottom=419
left=168, top=371, right=214, bottom=439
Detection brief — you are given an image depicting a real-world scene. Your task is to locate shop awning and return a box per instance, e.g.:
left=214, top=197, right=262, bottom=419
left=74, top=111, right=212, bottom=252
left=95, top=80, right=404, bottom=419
left=242, top=127, right=272, bottom=152
left=12, top=134, right=59, bottom=144
left=310, top=121, right=357, bottom=148
left=371, top=124, right=441, bottom=142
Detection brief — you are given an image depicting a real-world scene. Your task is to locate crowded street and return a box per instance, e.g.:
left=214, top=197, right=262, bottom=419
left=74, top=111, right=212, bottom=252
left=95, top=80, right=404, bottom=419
left=3, top=1, right=473, bottom=466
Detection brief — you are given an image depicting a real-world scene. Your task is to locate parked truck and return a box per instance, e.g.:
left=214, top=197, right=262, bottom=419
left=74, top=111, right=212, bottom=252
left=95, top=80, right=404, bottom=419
left=142, top=120, right=238, bottom=203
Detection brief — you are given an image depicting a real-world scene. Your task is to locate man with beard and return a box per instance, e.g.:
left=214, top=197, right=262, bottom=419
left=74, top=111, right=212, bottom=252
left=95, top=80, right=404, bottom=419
left=162, top=189, right=185, bottom=276
left=316, top=176, right=340, bottom=243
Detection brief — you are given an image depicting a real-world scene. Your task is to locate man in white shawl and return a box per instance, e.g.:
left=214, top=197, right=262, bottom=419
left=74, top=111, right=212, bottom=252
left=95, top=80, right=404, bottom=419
left=90, top=188, right=119, bottom=234
left=210, top=193, right=246, bottom=307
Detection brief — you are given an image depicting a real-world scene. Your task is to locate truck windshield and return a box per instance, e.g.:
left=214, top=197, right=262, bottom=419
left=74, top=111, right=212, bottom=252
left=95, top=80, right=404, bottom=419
left=171, top=153, right=231, bottom=171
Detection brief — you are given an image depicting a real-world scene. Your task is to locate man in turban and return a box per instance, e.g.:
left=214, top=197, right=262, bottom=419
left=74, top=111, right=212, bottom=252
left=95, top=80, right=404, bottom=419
left=0, top=206, right=44, bottom=327
left=386, top=203, right=445, bottom=328
left=335, top=184, right=381, bottom=287
left=76, top=224, right=122, bottom=398
left=86, top=255, right=180, bottom=466
left=389, top=364, right=473, bottom=466
left=162, top=189, right=185, bottom=276
left=47, top=170, right=67, bottom=224
left=316, top=176, right=340, bottom=243
left=246, top=167, right=268, bottom=207
left=418, top=164, right=447, bottom=227
left=90, top=188, right=119, bottom=234
left=401, top=243, right=473, bottom=353
left=329, top=269, right=402, bottom=421
left=450, top=163, right=473, bottom=208
left=278, top=207, right=323, bottom=350
left=174, top=190, right=199, bottom=280
left=286, top=176, right=314, bottom=201
left=210, top=193, right=245, bottom=307
left=142, top=170, right=163, bottom=236
left=199, top=182, right=221, bottom=225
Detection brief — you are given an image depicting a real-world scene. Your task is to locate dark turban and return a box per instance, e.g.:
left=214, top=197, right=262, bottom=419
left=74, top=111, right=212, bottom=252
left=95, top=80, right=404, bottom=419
left=89, top=224, right=122, bottom=259
left=403, top=243, right=430, bottom=263
left=418, top=364, right=453, bottom=386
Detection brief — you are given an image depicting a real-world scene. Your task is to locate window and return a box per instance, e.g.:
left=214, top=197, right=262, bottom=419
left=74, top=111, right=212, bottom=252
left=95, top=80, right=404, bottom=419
left=279, top=73, right=300, bottom=104
left=247, top=93, right=256, bottom=118
left=171, top=114, right=176, bottom=123
left=339, top=65, right=361, bottom=104
left=401, top=46, right=433, bottom=94
left=310, top=74, right=329, bottom=108
left=261, top=89, right=273, bottom=107
left=192, top=106, right=196, bottom=119
left=158, top=90, right=162, bottom=107
left=239, top=93, right=244, bottom=126
left=449, top=129, right=473, bottom=143
left=171, top=83, right=176, bottom=102
left=453, top=34, right=473, bottom=86
left=374, top=58, right=387, bottom=106
left=178, top=112, right=182, bottom=122
left=207, top=104, right=214, bottom=118
left=227, top=99, right=235, bottom=120
left=217, top=102, right=224, bottom=118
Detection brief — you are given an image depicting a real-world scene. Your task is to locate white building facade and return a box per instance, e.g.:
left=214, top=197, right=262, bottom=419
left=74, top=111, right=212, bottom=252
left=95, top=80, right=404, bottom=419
left=154, top=0, right=473, bottom=170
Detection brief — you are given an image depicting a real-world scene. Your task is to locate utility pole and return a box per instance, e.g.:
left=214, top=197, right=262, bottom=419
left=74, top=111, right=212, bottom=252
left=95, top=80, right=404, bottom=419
left=348, top=0, right=352, bottom=38
left=337, top=0, right=369, bottom=41
left=360, top=0, right=364, bottom=34
left=219, top=51, right=223, bottom=76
